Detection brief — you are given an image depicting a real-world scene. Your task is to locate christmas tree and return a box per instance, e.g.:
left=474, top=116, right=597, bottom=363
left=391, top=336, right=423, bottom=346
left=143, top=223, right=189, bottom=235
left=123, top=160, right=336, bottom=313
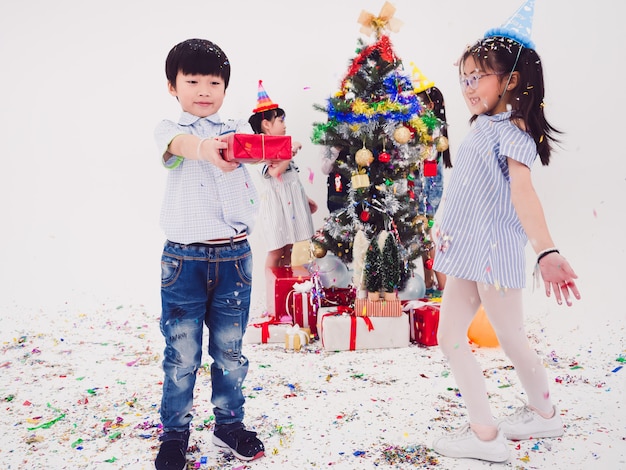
left=381, top=232, right=401, bottom=295
left=311, top=2, right=447, bottom=289
left=363, top=236, right=382, bottom=296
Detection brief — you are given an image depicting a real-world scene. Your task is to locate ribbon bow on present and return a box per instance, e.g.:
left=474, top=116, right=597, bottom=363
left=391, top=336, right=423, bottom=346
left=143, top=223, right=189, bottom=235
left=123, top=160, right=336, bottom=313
left=402, top=299, right=441, bottom=312
left=357, top=1, right=403, bottom=38
left=292, top=280, right=313, bottom=293
left=285, top=324, right=309, bottom=351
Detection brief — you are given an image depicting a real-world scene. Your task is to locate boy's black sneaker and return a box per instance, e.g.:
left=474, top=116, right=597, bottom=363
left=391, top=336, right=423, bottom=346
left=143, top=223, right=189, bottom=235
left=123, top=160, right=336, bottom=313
left=155, top=430, right=190, bottom=470
left=212, top=422, right=265, bottom=461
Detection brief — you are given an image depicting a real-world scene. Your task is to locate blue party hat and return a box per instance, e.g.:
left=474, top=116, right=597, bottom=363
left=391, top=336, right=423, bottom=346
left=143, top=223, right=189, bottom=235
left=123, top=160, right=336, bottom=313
left=484, top=0, right=535, bottom=49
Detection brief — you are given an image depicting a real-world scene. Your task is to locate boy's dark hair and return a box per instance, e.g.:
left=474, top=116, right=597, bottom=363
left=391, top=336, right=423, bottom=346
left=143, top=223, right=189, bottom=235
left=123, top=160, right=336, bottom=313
left=248, top=108, right=285, bottom=134
left=165, top=38, right=231, bottom=89
left=462, top=36, right=561, bottom=165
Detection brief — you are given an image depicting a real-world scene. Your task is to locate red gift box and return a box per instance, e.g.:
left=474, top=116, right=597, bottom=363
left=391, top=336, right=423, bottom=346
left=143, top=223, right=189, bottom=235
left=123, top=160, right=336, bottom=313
left=286, top=290, right=317, bottom=336
left=423, top=159, right=438, bottom=177
left=222, top=133, right=292, bottom=163
left=267, top=266, right=311, bottom=320
left=405, top=299, right=440, bottom=346
left=320, top=287, right=356, bottom=307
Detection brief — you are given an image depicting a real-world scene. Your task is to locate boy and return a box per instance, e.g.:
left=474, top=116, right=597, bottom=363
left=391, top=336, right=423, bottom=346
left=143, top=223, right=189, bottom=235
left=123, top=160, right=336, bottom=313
left=154, top=38, right=264, bottom=469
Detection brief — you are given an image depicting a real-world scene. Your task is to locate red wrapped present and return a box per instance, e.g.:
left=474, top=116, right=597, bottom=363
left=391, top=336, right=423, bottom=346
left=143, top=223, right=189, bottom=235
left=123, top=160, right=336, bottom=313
left=320, top=287, right=356, bottom=307
left=286, top=288, right=317, bottom=336
left=222, top=133, right=292, bottom=163
left=423, top=159, right=438, bottom=177
left=317, top=307, right=410, bottom=351
left=354, top=298, right=403, bottom=317
left=403, top=299, right=440, bottom=346
left=267, top=266, right=311, bottom=320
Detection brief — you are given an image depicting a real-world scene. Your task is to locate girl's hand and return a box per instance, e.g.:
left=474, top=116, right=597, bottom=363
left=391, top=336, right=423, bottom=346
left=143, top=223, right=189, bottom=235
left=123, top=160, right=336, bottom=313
left=292, top=141, right=303, bottom=156
left=308, top=197, right=318, bottom=214
left=538, top=252, right=581, bottom=306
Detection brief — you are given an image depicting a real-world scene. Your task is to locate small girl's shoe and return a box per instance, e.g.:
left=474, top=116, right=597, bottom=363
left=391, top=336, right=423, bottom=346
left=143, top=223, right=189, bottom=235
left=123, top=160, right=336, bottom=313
left=425, top=287, right=443, bottom=299
left=499, top=403, right=563, bottom=440
left=432, top=424, right=510, bottom=462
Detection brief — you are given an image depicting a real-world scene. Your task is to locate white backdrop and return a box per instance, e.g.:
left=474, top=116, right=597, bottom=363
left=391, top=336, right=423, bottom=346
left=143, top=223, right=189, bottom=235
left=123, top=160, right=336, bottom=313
left=1, top=0, right=623, bottom=328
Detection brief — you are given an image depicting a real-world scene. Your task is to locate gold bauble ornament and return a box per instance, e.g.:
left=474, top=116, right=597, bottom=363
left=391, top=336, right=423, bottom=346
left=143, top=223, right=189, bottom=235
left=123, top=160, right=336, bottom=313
left=312, top=242, right=327, bottom=258
left=355, top=148, right=374, bottom=167
left=435, top=136, right=449, bottom=152
left=393, top=126, right=412, bottom=144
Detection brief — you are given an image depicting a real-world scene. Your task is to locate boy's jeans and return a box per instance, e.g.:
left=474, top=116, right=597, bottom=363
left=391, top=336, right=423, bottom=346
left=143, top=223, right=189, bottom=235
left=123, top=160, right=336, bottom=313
left=159, top=239, right=253, bottom=433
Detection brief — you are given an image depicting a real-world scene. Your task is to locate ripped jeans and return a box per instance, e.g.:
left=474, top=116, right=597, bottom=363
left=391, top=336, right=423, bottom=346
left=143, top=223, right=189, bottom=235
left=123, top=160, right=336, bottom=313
left=159, top=239, right=253, bottom=433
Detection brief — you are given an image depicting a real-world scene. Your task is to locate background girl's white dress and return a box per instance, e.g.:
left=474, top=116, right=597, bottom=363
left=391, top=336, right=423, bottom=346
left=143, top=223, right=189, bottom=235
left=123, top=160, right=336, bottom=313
left=259, top=163, right=314, bottom=251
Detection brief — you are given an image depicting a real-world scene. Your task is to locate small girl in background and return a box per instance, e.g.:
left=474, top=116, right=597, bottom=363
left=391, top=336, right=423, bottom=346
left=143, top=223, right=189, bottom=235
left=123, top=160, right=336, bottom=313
left=414, top=76, right=453, bottom=298
left=248, top=81, right=317, bottom=296
left=430, top=1, right=581, bottom=463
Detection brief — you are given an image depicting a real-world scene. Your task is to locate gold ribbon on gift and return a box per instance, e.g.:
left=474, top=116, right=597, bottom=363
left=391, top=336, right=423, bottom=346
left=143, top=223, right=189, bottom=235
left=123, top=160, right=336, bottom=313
left=357, top=1, right=403, bottom=38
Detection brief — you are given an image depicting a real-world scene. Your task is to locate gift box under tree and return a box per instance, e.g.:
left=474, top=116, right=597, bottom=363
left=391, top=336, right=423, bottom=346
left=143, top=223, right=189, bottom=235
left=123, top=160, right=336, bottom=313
left=403, top=299, right=440, bottom=346
left=243, top=319, right=293, bottom=345
left=353, top=298, right=402, bottom=317
left=284, top=325, right=311, bottom=352
left=317, top=306, right=409, bottom=351
left=285, top=280, right=318, bottom=336
left=267, top=266, right=311, bottom=321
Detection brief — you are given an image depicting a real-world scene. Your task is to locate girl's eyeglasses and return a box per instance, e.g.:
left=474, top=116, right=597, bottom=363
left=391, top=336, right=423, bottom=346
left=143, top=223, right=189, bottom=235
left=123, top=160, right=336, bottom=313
left=459, top=73, right=500, bottom=90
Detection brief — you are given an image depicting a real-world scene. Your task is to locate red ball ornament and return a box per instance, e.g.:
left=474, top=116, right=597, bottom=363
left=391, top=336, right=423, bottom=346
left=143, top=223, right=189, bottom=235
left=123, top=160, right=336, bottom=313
left=378, top=152, right=391, bottom=163
left=360, top=210, right=371, bottom=222
left=424, top=258, right=434, bottom=270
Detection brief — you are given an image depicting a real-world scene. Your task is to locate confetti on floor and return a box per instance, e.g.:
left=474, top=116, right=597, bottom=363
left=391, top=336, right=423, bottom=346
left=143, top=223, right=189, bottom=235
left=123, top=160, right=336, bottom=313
left=0, top=301, right=624, bottom=469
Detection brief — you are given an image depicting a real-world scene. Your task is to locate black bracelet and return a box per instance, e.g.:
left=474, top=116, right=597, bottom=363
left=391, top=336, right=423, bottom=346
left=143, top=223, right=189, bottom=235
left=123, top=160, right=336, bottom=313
left=537, top=248, right=560, bottom=264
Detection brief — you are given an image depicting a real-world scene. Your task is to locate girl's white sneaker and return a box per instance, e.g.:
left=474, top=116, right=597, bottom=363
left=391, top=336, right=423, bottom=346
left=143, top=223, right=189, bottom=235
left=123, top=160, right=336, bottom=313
left=432, top=424, right=510, bottom=463
left=499, top=404, right=564, bottom=440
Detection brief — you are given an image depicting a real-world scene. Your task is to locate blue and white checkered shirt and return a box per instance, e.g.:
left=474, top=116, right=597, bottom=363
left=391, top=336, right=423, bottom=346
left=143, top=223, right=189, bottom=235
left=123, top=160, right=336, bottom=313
left=155, top=112, right=258, bottom=244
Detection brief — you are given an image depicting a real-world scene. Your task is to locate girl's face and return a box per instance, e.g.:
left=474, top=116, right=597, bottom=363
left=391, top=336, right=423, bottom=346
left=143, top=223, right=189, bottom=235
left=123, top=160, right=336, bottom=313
left=168, top=72, right=226, bottom=118
left=459, top=55, right=509, bottom=116
left=263, top=115, right=287, bottom=136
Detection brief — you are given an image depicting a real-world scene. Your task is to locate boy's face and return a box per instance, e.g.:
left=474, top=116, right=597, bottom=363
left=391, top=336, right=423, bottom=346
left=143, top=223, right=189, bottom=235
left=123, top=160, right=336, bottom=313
left=168, top=72, right=226, bottom=118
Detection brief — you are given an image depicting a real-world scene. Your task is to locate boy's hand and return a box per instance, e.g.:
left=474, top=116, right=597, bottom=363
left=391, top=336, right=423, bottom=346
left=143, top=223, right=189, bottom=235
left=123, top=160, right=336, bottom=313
left=199, top=137, right=239, bottom=172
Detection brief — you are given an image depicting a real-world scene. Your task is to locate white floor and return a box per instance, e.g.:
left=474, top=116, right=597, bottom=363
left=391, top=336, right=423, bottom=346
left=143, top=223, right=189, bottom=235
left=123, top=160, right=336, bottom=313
left=1, top=287, right=623, bottom=469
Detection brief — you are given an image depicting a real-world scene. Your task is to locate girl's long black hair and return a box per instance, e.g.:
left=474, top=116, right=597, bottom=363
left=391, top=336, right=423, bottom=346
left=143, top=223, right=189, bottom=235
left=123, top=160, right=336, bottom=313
left=461, top=36, right=561, bottom=165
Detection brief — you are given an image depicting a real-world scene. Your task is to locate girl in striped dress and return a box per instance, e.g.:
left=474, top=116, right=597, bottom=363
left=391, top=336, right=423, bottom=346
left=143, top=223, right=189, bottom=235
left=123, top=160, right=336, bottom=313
left=430, top=4, right=581, bottom=463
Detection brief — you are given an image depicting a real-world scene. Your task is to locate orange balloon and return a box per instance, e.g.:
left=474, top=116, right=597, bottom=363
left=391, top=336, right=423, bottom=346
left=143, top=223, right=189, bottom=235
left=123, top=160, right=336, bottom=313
left=467, top=305, right=499, bottom=347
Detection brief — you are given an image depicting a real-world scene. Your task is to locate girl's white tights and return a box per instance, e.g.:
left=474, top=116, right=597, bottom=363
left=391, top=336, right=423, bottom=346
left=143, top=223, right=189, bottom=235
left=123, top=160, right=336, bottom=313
left=437, top=277, right=553, bottom=439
